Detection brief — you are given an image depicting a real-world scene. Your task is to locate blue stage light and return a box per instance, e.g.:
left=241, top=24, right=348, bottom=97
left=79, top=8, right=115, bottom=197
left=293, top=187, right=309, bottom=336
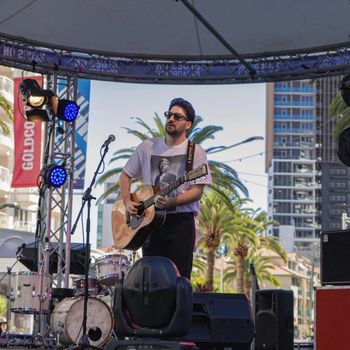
left=41, top=165, right=67, bottom=188
left=56, top=99, right=80, bottom=122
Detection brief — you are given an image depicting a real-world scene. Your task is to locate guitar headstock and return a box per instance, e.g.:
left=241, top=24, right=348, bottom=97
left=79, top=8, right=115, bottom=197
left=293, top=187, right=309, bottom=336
left=186, top=164, right=208, bottom=182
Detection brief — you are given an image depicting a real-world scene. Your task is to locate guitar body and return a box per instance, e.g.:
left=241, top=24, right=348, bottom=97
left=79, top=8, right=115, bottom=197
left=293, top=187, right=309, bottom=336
left=111, top=185, right=166, bottom=250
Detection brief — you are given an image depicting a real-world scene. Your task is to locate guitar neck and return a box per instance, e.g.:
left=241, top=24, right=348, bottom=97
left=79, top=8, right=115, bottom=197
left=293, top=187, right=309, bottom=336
left=143, top=176, right=186, bottom=209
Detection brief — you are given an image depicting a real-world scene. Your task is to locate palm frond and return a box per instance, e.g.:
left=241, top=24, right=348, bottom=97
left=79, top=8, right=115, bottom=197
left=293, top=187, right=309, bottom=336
left=95, top=168, right=123, bottom=186
left=190, top=125, right=223, bottom=144
left=96, top=183, right=120, bottom=204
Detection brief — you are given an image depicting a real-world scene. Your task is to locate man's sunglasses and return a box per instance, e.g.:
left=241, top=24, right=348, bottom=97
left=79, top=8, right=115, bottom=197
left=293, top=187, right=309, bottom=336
left=164, top=111, right=188, bottom=122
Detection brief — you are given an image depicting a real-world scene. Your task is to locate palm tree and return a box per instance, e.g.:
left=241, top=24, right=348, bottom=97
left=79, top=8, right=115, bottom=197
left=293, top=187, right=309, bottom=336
left=223, top=209, right=286, bottom=295
left=196, top=189, right=237, bottom=291
left=0, top=95, right=13, bottom=135
left=224, top=252, right=281, bottom=294
left=222, top=210, right=259, bottom=293
left=96, top=113, right=248, bottom=203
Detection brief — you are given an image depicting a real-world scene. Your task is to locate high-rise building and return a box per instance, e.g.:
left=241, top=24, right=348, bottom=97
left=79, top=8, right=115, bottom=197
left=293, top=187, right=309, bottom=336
left=316, top=76, right=350, bottom=231
left=266, top=76, right=350, bottom=262
left=266, top=80, right=321, bottom=262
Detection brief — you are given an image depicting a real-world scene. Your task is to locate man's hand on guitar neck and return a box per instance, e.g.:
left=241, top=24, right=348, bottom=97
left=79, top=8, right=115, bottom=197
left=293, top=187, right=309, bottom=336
left=124, top=198, right=141, bottom=216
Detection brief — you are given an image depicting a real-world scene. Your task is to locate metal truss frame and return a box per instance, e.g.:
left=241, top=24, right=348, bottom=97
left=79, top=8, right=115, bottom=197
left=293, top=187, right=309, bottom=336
left=38, top=74, right=77, bottom=288
left=1, top=36, right=350, bottom=84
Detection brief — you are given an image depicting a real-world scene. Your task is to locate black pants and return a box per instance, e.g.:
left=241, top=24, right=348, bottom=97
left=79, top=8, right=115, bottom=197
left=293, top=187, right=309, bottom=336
left=142, top=212, right=195, bottom=279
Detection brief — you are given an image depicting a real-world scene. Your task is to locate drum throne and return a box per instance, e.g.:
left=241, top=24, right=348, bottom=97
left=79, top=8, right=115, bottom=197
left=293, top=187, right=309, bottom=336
left=111, top=256, right=193, bottom=342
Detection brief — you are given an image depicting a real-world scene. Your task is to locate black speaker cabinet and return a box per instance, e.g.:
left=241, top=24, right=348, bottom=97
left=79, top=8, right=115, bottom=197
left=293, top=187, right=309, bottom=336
left=255, top=289, right=294, bottom=350
left=19, top=242, right=87, bottom=274
left=183, top=292, right=254, bottom=350
left=321, top=229, right=350, bottom=285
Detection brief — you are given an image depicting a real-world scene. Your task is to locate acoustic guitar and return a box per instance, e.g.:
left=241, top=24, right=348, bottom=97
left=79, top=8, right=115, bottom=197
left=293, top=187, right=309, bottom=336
left=111, top=164, right=208, bottom=250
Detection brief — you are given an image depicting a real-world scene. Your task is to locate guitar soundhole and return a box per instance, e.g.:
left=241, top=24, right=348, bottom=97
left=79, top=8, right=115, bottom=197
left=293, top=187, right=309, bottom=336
left=129, top=215, right=144, bottom=230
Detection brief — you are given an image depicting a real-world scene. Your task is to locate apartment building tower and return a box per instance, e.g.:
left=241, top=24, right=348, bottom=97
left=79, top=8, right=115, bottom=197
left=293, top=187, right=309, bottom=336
left=266, top=80, right=321, bottom=261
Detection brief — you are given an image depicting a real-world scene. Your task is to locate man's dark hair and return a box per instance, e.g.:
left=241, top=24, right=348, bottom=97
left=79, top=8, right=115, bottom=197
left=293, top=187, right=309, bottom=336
left=169, top=98, right=195, bottom=123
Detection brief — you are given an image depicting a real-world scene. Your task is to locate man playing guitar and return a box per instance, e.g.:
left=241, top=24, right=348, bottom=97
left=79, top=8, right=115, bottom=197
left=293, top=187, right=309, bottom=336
left=119, top=98, right=212, bottom=279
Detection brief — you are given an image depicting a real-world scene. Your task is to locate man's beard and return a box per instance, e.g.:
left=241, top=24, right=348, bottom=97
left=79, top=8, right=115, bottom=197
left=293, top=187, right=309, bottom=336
left=165, top=124, right=181, bottom=136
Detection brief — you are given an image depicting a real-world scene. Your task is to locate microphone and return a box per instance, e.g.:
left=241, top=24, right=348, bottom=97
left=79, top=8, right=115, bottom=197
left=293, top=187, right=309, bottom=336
left=103, top=134, right=116, bottom=147
left=16, top=243, right=26, bottom=258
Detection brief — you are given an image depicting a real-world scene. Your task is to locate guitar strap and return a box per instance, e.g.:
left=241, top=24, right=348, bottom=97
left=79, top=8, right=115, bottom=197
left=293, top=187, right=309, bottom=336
left=186, top=140, right=196, bottom=172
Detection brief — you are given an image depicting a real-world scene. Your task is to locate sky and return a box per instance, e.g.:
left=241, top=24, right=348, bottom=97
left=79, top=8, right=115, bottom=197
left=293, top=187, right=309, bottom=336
left=73, top=81, right=268, bottom=246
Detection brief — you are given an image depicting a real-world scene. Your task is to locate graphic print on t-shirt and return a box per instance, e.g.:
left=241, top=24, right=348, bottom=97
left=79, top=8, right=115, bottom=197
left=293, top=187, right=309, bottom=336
left=151, top=154, right=187, bottom=211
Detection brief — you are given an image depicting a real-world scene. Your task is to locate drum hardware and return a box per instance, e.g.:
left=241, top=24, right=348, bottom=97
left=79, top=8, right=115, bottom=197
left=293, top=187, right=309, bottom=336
left=69, top=136, right=113, bottom=349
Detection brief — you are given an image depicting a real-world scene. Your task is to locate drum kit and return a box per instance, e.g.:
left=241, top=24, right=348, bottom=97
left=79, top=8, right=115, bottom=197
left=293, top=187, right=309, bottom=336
left=6, top=253, right=131, bottom=348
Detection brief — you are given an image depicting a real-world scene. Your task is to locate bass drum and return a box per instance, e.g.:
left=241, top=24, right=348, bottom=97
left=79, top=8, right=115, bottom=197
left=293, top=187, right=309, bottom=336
left=51, top=297, right=114, bottom=347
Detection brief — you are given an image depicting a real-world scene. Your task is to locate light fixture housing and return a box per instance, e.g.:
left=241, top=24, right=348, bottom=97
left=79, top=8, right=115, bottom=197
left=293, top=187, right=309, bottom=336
left=40, top=164, right=67, bottom=188
left=24, top=109, right=50, bottom=122
left=51, top=96, right=80, bottom=122
left=19, top=79, right=53, bottom=108
left=19, top=79, right=54, bottom=122
left=57, top=99, right=80, bottom=122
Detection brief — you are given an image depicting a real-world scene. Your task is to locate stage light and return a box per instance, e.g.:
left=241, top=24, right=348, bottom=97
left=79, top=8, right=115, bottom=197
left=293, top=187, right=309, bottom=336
left=339, top=75, right=350, bottom=107
left=19, top=79, right=53, bottom=108
left=19, top=79, right=54, bottom=122
left=57, top=99, right=80, bottom=122
left=25, top=109, right=50, bottom=122
left=40, top=164, right=67, bottom=188
left=51, top=96, right=80, bottom=122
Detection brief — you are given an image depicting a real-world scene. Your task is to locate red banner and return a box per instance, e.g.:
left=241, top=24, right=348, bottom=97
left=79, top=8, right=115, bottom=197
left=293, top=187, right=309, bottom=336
left=11, top=77, right=43, bottom=188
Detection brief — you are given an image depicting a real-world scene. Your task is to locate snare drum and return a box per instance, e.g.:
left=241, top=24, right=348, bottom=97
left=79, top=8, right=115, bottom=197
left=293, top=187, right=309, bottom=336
left=51, top=296, right=114, bottom=347
left=74, top=276, right=100, bottom=296
left=95, top=254, right=130, bottom=286
left=11, top=271, right=51, bottom=314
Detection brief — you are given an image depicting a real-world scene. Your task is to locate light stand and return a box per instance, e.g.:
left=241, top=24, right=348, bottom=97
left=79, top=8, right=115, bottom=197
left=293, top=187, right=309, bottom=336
left=70, top=136, right=114, bottom=348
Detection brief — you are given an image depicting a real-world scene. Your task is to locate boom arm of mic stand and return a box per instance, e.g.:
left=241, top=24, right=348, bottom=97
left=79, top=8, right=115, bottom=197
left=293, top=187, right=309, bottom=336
left=71, top=144, right=110, bottom=236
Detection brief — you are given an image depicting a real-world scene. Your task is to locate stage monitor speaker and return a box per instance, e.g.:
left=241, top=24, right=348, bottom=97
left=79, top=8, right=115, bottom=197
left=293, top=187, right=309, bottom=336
left=18, top=242, right=87, bottom=274
left=255, top=289, right=294, bottom=350
left=183, top=292, right=254, bottom=350
left=321, top=229, right=350, bottom=285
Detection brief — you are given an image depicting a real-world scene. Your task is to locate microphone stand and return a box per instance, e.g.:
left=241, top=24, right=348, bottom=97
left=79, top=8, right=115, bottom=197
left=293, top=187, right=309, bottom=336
left=71, top=141, right=112, bottom=349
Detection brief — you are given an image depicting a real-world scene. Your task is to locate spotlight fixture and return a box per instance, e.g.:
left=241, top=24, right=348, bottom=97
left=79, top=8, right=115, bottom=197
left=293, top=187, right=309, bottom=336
left=19, top=79, right=53, bottom=108
left=51, top=96, right=80, bottom=122
left=25, top=110, right=50, bottom=122
left=339, top=75, right=350, bottom=107
left=19, top=79, right=54, bottom=122
left=40, top=164, right=67, bottom=188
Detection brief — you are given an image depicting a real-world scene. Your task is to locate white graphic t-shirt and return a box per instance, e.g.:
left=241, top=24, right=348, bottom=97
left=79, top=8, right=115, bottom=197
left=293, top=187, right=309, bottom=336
left=123, top=137, right=212, bottom=214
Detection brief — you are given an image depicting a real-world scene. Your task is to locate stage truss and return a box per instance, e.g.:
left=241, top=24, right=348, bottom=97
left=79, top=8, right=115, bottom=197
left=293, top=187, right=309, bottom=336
left=38, top=74, right=77, bottom=289
left=1, top=36, right=350, bottom=84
